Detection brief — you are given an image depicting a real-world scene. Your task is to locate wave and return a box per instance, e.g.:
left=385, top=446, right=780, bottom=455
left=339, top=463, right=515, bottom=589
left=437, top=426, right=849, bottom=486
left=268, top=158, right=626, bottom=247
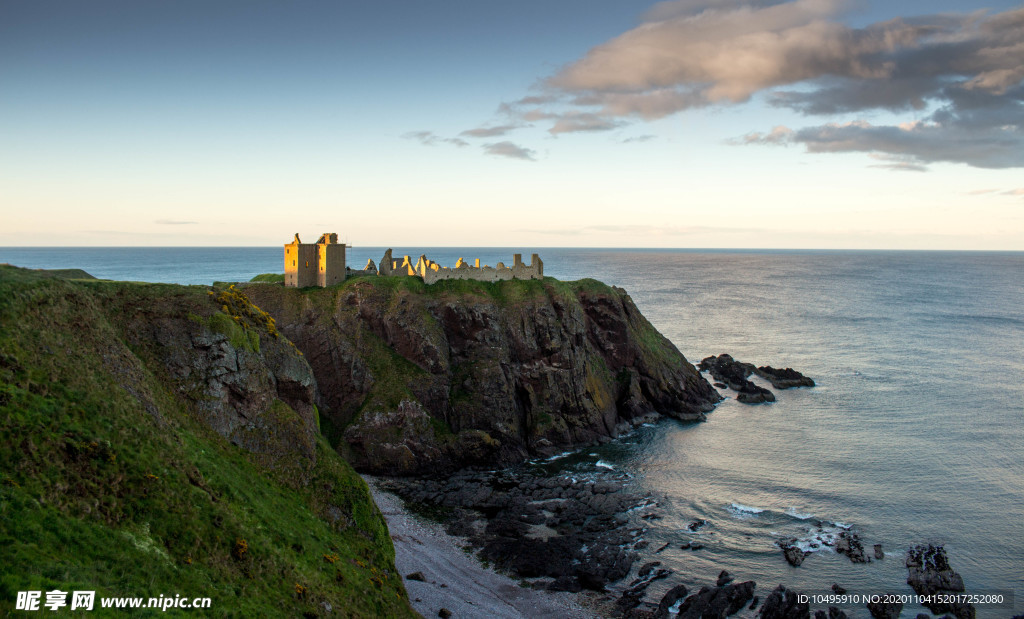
left=785, top=507, right=814, bottom=520
left=785, top=520, right=854, bottom=554
left=728, top=502, right=765, bottom=515
left=595, top=460, right=615, bottom=470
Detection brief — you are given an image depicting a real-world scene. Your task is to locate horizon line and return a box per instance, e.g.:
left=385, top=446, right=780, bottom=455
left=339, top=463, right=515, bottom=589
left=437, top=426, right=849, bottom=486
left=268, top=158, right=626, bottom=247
left=2, top=246, right=1023, bottom=253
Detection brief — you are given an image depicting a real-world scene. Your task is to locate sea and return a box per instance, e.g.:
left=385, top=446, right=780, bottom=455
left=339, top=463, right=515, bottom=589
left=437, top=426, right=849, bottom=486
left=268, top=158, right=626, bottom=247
left=2, top=247, right=1022, bottom=617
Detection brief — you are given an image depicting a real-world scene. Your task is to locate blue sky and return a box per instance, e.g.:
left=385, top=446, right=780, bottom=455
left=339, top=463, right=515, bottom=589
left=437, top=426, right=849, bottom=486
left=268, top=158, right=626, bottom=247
left=1, top=0, right=1022, bottom=248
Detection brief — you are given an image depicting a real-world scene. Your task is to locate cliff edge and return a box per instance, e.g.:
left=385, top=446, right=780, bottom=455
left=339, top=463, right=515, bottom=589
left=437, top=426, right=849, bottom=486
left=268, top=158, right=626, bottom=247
left=244, top=275, right=719, bottom=475
left=0, top=265, right=414, bottom=617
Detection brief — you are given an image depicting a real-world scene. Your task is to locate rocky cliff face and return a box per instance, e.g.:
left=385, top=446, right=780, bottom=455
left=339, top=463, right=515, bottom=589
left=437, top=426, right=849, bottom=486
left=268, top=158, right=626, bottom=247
left=244, top=277, right=719, bottom=475
left=0, top=266, right=414, bottom=616
left=114, top=284, right=321, bottom=477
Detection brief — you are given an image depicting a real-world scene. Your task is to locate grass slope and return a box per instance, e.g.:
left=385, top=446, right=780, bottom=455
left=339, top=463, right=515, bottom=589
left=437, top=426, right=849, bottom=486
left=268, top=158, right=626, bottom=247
left=0, top=265, right=413, bottom=617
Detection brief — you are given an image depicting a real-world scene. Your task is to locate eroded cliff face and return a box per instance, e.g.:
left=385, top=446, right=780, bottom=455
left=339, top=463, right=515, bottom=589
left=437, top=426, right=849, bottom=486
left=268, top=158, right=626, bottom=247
left=111, top=284, right=320, bottom=476
left=244, top=277, right=719, bottom=475
left=0, top=266, right=414, bottom=616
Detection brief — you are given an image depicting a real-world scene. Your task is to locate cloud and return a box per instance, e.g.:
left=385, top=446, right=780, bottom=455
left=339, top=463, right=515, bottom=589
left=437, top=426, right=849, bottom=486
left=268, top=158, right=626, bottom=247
left=621, top=134, right=657, bottom=143
left=867, top=154, right=928, bottom=172
left=402, top=130, right=468, bottom=148
left=966, top=189, right=998, bottom=195
left=1003, top=188, right=1024, bottom=195
left=731, top=125, right=795, bottom=145
left=549, top=112, right=623, bottom=135
left=460, top=124, right=525, bottom=138
left=496, top=1, right=1024, bottom=168
left=155, top=219, right=198, bottom=225
left=482, top=141, right=536, bottom=161
left=789, top=120, right=1024, bottom=169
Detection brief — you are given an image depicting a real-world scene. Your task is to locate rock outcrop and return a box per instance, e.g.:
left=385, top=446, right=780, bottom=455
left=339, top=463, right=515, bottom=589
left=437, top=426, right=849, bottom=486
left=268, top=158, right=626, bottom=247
left=906, top=544, right=975, bottom=619
left=381, top=467, right=650, bottom=592
left=698, top=354, right=815, bottom=405
left=675, top=581, right=757, bottom=618
left=245, top=277, right=720, bottom=474
left=759, top=585, right=810, bottom=619
left=753, top=366, right=815, bottom=389
left=698, top=354, right=775, bottom=404
left=119, top=285, right=320, bottom=477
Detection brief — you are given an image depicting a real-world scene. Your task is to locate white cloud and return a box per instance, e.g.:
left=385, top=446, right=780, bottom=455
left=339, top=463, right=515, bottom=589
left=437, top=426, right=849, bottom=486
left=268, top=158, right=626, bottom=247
left=482, top=141, right=536, bottom=161
left=494, top=1, right=1024, bottom=168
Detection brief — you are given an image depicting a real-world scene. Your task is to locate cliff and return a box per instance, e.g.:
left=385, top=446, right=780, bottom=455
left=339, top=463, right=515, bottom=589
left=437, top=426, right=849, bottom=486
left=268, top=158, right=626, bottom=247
left=0, top=265, right=414, bottom=617
left=244, top=275, right=719, bottom=475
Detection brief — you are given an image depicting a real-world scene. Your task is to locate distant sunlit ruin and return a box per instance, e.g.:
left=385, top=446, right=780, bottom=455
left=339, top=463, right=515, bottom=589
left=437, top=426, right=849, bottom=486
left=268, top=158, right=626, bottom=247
left=284, top=233, right=543, bottom=288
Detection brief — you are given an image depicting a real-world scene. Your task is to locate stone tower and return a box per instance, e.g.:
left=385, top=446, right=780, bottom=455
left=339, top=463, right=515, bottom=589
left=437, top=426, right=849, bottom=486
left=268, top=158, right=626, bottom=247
left=284, top=233, right=346, bottom=288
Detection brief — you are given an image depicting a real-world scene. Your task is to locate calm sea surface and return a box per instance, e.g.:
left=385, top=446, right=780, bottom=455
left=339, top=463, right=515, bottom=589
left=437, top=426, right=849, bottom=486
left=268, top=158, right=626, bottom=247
left=3, top=247, right=1022, bottom=616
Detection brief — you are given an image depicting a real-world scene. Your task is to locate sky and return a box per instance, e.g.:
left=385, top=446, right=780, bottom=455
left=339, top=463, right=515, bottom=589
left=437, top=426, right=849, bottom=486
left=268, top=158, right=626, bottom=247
left=1, top=0, right=1022, bottom=249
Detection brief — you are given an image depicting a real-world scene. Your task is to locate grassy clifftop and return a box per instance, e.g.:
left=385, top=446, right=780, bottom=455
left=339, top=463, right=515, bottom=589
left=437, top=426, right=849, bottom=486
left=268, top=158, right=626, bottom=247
left=243, top=272, right=718, bottom=475
left=0, top=266, right=413, bottom=617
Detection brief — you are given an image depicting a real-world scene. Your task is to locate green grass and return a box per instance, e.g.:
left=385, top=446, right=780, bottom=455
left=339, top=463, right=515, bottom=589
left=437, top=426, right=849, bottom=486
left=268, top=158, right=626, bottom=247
left=0, top=265, right=413, bottom=617
left=249, top=273, right=284, bottom=284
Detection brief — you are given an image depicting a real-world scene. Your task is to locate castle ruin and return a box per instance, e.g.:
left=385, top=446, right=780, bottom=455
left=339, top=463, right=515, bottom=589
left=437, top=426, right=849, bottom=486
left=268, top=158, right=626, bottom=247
left=284, top=233, right=346, bottom=288
left=284, top=233, right=543, bottom=288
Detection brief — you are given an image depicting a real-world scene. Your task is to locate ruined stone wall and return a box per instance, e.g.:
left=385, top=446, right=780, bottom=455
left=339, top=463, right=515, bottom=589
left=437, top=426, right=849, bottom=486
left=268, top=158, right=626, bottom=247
left=286, top=238, right=544, bottom=288
left=413, top=252, right=543, bottom=285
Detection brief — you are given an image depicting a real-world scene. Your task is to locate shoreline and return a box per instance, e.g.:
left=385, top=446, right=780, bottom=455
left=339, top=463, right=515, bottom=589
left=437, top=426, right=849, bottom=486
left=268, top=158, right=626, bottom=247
left=364, top=476, right=605, bottom=619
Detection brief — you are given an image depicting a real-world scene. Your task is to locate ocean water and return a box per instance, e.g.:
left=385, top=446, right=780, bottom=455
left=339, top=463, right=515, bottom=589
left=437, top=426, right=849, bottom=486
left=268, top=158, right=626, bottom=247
left=3, top=247, right=1022, bottom=616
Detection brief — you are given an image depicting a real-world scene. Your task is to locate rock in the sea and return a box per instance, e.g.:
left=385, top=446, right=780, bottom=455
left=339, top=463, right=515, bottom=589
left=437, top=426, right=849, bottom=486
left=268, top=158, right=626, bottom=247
left=384, top=467, right=649, bottom=592
left=779, top=541, right=809, bottom=567
left=699, top=354, right=776, bottom=404
left=831, top=584, right=846, bottom=595
left=674, top=581, right=756, bottom=619
left=835, top=531, right=868, bottom=563
left=874, top=544, right=884, bottom=560
left=866, top=600, right=902, bottom=619
left=652, top=584, right=689, bottom=619
left=688, top=519, right=710, bottom=531
left=717, top=570, right=735, bottom=586
left=406, top=571, right=426, bottom=582
left=906, top=544, right=974, bottom=619
left=616, top=565, right=672, bottom=616
left=754, top=366, right=815, bottom=389
left=759, top=585, right=809, bottom=619
left=638, top=562, right=662, bottom=578
left=438, top=609, right=452, bottom=619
